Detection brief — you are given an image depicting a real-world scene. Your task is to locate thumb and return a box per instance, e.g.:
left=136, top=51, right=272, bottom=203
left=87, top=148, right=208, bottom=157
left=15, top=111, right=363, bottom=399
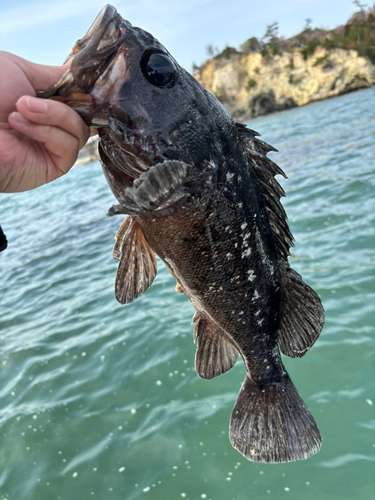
left=13, top=54, right=70, bottom=92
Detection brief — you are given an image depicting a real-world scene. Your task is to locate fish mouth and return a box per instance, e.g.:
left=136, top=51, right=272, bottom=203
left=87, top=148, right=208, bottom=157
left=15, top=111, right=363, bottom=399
left=37, top=4, right=129, bottom=124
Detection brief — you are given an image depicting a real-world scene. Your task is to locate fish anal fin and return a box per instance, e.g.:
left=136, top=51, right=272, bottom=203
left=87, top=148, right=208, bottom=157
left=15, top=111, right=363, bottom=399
left=193, top=312, right=238, bottom=380
left=279, top=263, right=325, bottom=358
left=113, top=216, right=132, bottom=261
left=113, top=216, right=157, bottom=304
left=230, top=373, right=322, bottom=463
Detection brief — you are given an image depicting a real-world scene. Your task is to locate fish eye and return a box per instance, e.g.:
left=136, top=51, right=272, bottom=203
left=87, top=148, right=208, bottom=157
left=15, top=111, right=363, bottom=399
left=140, top=53, right=178, bottom=88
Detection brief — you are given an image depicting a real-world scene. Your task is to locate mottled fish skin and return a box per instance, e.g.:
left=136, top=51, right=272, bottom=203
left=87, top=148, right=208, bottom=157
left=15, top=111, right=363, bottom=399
left=39, top=5, right=325, bottom=463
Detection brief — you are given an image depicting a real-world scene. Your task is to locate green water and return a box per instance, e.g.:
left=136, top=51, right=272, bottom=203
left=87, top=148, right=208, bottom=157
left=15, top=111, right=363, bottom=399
left=1, top=88, right=374, bottom=500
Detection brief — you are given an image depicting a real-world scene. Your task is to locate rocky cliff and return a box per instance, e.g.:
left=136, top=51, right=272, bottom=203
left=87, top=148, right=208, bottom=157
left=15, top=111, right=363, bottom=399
left=194, top=46, right=375, bottom=120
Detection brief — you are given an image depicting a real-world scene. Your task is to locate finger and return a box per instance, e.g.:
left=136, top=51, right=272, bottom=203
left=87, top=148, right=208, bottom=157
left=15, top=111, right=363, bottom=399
left=2, top=52, right=69, bottom=91
left=9, top=112, right=81, bottom=172
left=16, top=96, right=90, bottom=150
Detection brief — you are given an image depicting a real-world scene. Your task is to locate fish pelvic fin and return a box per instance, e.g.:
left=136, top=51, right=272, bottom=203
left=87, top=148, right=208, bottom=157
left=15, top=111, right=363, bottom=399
left=229, top=373, right=322, bottom=463
left=113, top=216, right=157, bottom=304
left=279, top=263, right=325, bottom=358
left=107, top=160, right=190, bottom=216
left=193, top=311, right=238, bottom=380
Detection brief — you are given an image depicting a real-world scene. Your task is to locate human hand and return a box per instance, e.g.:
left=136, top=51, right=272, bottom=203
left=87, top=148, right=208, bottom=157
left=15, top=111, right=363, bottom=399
left=0, top=52, right=94, bottom=193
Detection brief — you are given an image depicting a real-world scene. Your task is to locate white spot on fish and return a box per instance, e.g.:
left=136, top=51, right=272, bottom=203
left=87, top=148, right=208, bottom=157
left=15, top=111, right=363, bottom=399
left=226, top=172, right=234, bottom=181
left=257, top=319, right=264, bottom=326
left=252, top=290, right=260, bottom=301
left=241, top=223, right=247, bottom=230
left=226, top=253, right=232, bottom=259
left=242, top=248, right=251, bottom=259
left=247, top=270, right=256, bottom=281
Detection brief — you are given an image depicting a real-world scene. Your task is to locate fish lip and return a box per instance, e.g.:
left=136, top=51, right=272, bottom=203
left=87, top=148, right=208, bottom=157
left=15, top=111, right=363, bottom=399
left=37, top=4, right=128, bottom=99
left=63, top=4, right=118, bottom=64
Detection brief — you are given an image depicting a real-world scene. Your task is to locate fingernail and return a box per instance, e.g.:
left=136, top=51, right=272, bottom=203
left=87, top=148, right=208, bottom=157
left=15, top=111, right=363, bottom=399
left=10, top=112, right=24, bottom=123
left=26, top=97, right=47, bottom=113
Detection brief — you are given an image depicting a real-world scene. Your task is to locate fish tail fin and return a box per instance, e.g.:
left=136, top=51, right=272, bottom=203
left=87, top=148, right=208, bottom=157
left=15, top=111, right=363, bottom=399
left=229, top=373, right=321, bottom=463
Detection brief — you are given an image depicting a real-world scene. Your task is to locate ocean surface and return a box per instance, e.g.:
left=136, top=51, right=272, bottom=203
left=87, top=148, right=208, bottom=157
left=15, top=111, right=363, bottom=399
left=1, top=88, right=374, bottom=500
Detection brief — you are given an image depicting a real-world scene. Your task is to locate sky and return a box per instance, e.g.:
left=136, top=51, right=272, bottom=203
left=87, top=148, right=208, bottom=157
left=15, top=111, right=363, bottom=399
left=0, top=0, right=360, bottom=72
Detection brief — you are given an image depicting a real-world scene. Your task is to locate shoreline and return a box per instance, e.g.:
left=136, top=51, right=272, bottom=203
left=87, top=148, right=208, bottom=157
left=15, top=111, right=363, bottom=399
left=194, top=47, right=375, bottom=121
left=75, top=85, right=373, bottom=168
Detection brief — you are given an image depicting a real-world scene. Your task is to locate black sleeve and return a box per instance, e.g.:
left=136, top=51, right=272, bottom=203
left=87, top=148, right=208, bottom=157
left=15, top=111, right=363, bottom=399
left=0, top=225, right=8, bottom=252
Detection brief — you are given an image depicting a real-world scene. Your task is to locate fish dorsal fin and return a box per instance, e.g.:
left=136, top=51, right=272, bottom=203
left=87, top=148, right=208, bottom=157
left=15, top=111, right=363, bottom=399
left=236, top=124, right=324, bottom=356
left=278, top=263, right=324, bottom=357
left=193, top=311, right=238, bottom=380
left=236, top=123, right=293, bottom=261
left=113, top=216, right=157, bottom=304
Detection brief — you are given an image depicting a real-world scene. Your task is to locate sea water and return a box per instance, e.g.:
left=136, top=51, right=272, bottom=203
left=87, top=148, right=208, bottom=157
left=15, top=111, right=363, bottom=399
left=1, top=88, right=374, bottom=500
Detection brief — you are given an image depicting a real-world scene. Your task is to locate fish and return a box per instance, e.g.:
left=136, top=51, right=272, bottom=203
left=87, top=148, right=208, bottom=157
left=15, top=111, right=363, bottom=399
left=38, top=5, right=325, bottom=463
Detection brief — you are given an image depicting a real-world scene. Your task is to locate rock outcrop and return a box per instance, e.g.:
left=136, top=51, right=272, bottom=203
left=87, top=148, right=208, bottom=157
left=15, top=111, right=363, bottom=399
left=194, top=47, right=375, bottom=120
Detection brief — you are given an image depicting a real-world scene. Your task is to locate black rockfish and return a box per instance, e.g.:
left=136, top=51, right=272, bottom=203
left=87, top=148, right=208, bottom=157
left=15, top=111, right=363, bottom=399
left=39, top=5, right=325, bottom=463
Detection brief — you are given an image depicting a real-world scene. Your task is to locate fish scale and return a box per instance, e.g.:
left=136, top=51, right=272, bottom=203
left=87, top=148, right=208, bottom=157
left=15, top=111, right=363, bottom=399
left=38, top=4, right=325, bottom=463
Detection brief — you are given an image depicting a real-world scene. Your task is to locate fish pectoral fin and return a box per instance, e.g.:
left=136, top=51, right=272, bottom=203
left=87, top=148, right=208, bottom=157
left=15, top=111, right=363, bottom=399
left=229, top=373, right=321, bottom=463
left=107, top=160, right=190, bottom=216
left=113, top=216, right=157, bottom=304
left=278, top=263, right=325, bottom=358
left=193, top=312, right=238, bottom=380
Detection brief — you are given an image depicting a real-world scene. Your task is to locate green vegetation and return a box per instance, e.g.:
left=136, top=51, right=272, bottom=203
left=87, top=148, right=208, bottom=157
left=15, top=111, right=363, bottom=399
left=301, top=39, right=321, bottom=60
left=220, top=45, right=235, bottom=59
left=285, top=57, right=294, bottom=69
left=313, top=54, right=329, bottom=66
left=245, top=78, right=257, bottom=90
left=240, top=37, right=261, bottom=53
left=262, top=22, right=281, bottom=56
left=292, top=8, right=375, bottom=64
left=324, top=11, right=375, bottom=63
left=212, top=7, right=375, bottom=65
